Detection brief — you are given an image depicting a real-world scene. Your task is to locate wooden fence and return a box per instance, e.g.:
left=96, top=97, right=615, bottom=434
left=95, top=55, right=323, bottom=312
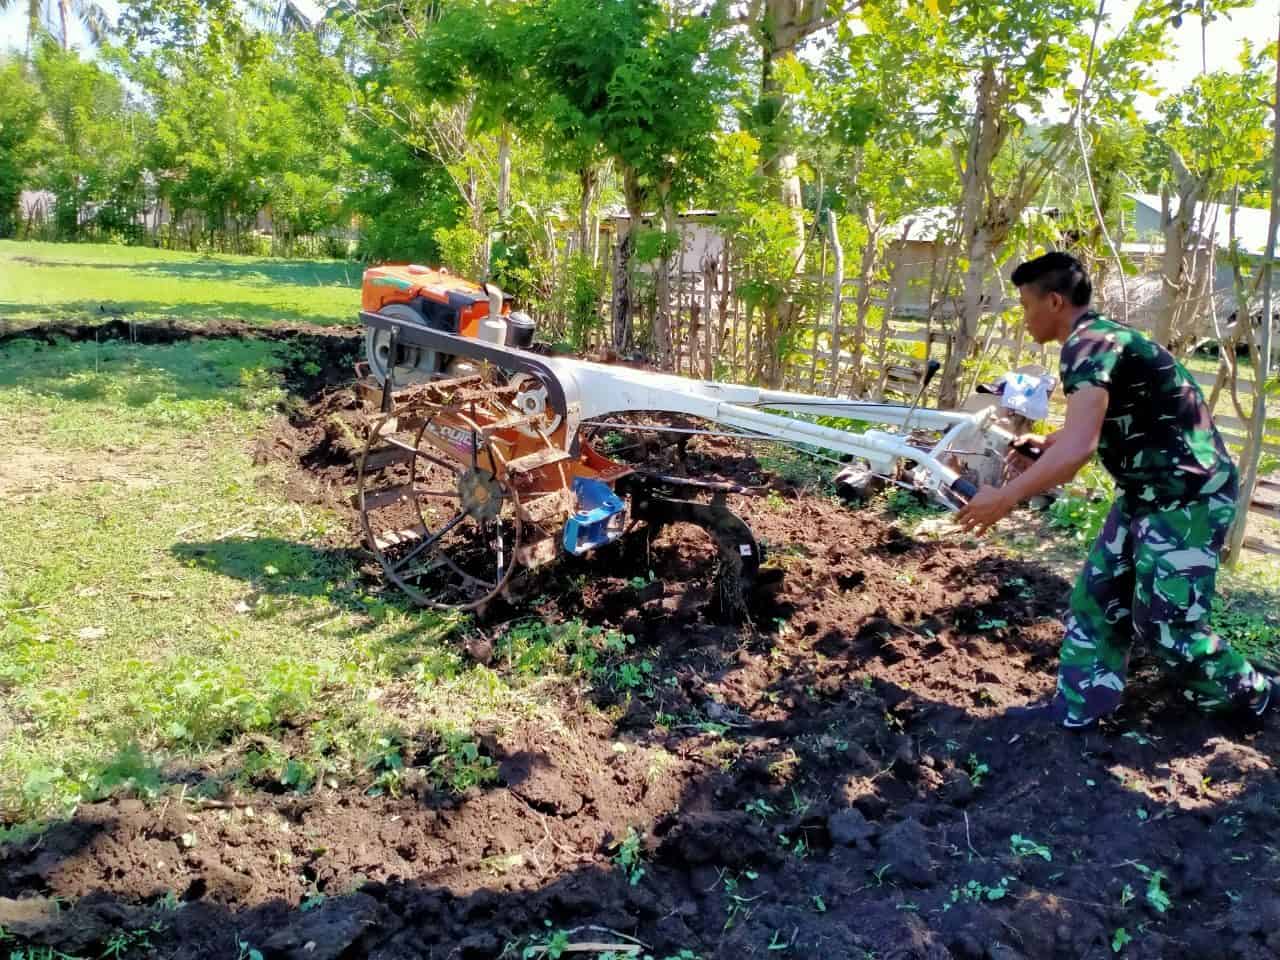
left=661, top=264, right=1280, bottom=457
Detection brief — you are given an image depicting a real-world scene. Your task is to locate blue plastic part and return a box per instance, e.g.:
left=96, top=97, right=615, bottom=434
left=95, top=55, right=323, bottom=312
left=562, top=477, right=627, bottom=556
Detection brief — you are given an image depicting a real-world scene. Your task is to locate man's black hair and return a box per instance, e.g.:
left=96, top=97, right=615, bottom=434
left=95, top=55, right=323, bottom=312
left=1011, top=252, right=1092, bottom=307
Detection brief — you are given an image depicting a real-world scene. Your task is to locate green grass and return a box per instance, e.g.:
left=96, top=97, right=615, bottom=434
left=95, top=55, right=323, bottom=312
left=0, top=335, right=579, bottom=822
left=0, top=240, right=361, bottom=328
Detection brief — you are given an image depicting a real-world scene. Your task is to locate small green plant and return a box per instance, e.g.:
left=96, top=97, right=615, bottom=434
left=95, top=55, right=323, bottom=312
left=745, top=797, right=777, bottom=821
left=90, top=742, right=164, bottom=802
left=1049, top=464, right=1115, bottom=544
left=428, top=734, right=498, bottom=793
left=235, top=938, right=264, bottom=960
left=789, top=788, right=812, bottom=817
left=522, top=922, right=572, bottom=959
left=613, top=828, right=646, bottom=886
left=966, top=753, right=990, bottom=788
left=1010, top=835, right=1052, bottom=861
left=1130, top=863, right=1171, bottom=913
left=811, top=894, right=826, bottom=912
left=6, top=949, right=87, bottom=960
left=100, top=925, right=162, bottom=959
left=765, top=490, right=788, bottom=510
left=878, top=484, right=947, bottom=528
left=776, top=832, right=808, bottom=858
left=1111, top=928, right=1132, bottom=953
left=614, top=660, right=655, bottom=691
left=1119, top=883, right=1135, bottom=908
left=943, top=877, right=1011, bottom=910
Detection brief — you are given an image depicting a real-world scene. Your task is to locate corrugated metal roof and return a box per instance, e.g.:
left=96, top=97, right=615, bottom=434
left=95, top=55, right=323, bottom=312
left=1129, top=192, right=1276, bottom=259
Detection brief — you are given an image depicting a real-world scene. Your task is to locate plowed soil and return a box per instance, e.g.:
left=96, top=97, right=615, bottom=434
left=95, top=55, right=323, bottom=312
left=5, top=366, right=1280, bottom=960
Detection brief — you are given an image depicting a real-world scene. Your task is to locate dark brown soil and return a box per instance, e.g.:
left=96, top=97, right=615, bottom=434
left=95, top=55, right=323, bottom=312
left=5, top=380, right=1280, bottom=960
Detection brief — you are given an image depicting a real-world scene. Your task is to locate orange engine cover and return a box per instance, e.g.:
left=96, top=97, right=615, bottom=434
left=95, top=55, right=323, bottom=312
left=361, top=264, right=507, bottom=339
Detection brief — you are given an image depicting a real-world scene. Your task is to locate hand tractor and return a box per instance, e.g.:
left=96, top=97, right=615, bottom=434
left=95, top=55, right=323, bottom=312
left=353, top=264, right=1025, bottom=614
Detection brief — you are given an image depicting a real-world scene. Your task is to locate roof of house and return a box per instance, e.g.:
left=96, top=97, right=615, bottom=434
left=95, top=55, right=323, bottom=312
left=1129, top=192, right=1275, bottom=259
left=604, top=208, right=720, bottom=221
left=887, top=204, right=1062, bottom=243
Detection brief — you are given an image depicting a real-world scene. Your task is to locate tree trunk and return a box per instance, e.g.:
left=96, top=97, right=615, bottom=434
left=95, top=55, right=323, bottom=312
left=1226, top=26, right=1280, bottom=567
left=719, top=249, right=733, bottom=378
left=58, top=0, right=70, bottom=50
left=825, top=210, right=845, bottom=396
left=578, top=165, right=597, bottom=261
left=611, top=167, right=645, bottom=353
left=758, top=8, right=807, bottom=389
left=938, top=62, right=1006, bottom=409
left=876, top=246, right=906, bottom=402
left=702, top=253, right=716, bottom=379
left=653, top=179, right=676, bottom=370
left=1155, top=152, right=1209, bottom=348
left=849, top=212, right=882, bottom=397
left=497, top=127, right=511, bottom=223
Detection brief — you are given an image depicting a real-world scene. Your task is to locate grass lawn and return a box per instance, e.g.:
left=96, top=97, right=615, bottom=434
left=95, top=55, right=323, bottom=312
left=0, top=334, right=581, bottom=823
left=0, top=240, right=362, bottom=329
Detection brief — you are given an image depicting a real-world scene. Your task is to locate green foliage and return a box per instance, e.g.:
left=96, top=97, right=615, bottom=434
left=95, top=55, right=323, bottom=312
left=1111, top=928, right=1132, bottom=953
left=523, top=922, right=572, bottom=959
left=1010, top=834, right=1052, bottom=861
left=0, top=58, right=44, bottom=238
left=1149, top=44, right=1273, bottom=200
left=1211, top=591, right=1280, bottom=662
left=1049, top=464, right=1115, bottom=544
left=32, top=42, right=150, bottom=243
left=943, top=876, right=1012, bottom=910
left=1129, top=863, right=1172, bottom=913
left=613, top=827, right=647, bottom=885
left=966, top=753, right=989, bottom=788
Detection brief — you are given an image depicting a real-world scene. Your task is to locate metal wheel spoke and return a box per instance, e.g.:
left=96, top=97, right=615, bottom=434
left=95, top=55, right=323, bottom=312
left=391, top=511, right=468, bottom=573
left=414, top=449, right=463, bottom=475
left=415, top=488, right=463, bottom=500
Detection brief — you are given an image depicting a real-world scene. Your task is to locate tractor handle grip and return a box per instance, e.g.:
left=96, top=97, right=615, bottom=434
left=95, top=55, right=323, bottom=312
left=922, top=359, right=942, bottom=388
left=950, top=477, right=979, bottom=502
left=1009, top=437, right=1044, bottom=461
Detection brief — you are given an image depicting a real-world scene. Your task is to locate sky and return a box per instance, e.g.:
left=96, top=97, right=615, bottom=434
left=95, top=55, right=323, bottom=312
left=1, top=0, right=1277, bottom=100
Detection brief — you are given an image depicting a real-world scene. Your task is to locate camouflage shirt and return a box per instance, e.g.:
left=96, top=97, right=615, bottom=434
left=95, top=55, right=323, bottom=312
left=1059, top=311, right=1236, bottom=507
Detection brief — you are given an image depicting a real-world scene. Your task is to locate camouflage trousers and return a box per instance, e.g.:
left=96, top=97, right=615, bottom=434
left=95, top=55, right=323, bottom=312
left=1058, top=482, right=1268, bottom=724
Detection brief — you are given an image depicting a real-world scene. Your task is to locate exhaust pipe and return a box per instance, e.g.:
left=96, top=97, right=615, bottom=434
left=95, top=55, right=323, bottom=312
left=479, top=282, right=508, bottom=345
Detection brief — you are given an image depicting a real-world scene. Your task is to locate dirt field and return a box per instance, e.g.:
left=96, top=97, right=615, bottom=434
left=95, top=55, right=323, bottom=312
left=3, top=327, right=1280, bottom=960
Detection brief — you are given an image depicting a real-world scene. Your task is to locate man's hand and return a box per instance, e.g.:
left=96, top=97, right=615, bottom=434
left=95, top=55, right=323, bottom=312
left=955, top=484, right=1017, bottom=536
left=1005, top=431, right=1058, bottom=466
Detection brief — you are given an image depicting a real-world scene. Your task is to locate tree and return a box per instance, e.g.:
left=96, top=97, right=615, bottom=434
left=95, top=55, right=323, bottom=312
left=33, top=42, right=147, bottom=240
left=1223, top=34, right=1280, bottom=567
left=0, top=57, right=44, bottom=237
left=736, top=0, right=861, bottom=384
left=1148, top=52, right=1272, bottom=350
left=857, top=0, right=1168, bottom=407
left=0, top=0, right=110, bottom=49
left=597, top=8, right=734, bottom=365
left=412, top=0, right=732, bottom=362
left=812, top=20, right=960, bottom=395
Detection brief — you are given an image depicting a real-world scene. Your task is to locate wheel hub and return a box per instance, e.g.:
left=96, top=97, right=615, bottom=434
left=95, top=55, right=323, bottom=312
left=458, top=468, right=503, bottom=522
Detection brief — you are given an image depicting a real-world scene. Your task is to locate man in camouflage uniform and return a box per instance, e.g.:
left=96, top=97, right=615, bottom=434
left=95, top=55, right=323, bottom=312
left=957, top=252, right=1274, bottom=729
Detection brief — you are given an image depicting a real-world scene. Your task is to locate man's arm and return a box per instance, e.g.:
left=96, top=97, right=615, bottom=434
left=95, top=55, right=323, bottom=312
left=956, top=386, right=1108, bottom=534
